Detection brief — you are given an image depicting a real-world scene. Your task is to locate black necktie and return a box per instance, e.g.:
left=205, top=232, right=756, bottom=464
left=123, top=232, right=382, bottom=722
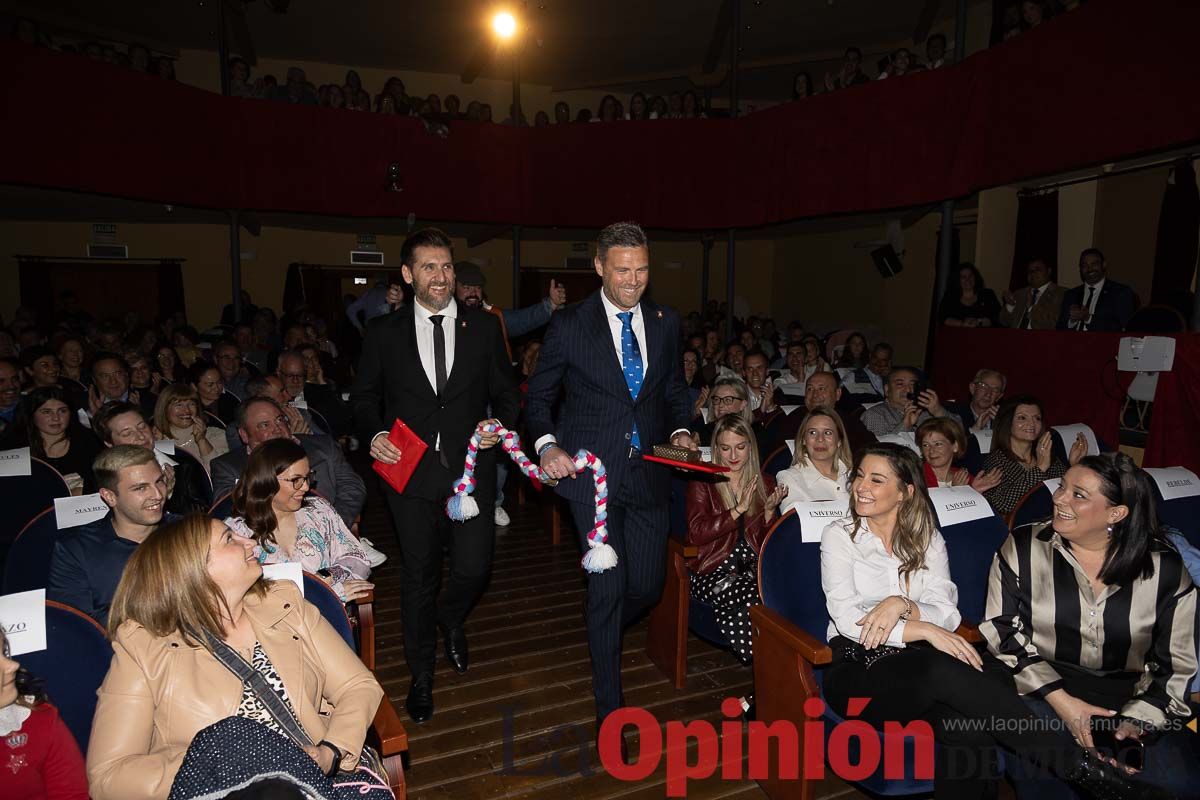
left=1019, top=287, right=1039, bottom=329
left=1080, top=286, right=1095, bottom=331
left=430, top=315, right=447, bottom=396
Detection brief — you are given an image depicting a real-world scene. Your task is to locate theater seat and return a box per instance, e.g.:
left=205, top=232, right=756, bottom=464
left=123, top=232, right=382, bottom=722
left=2, top=507, right=59, bottom=593
left=19, top=601, right=111, bottom=753
left=209, top=492, right=234, bottom=519
left=0, top=457, right=70, bottom=568
left=1009, top=483, right=1055, bottom=529
left=762, top=445, right=793, bottom=481
left=302, top=572, right=406, bottom=798
left=1148, top=477, right=1200, bottom=550
left=940, top=514, right=1010, bottom=623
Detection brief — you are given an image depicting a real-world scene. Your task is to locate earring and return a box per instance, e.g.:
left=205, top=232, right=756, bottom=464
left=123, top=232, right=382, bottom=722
left=1106, top=524, right=1113, bottom=535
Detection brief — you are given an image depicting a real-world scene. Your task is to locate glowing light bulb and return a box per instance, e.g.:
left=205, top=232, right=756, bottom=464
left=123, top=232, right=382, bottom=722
left=493, top=12, right=517, bottom=38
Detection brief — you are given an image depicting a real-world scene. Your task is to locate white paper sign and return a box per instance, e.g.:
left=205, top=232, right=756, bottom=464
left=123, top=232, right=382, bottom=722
left=1145, top=467, right=1200, bottom=501
left=77, top=408, right=91, bottom=429
left=973, top=430, right=993, bottom=454
left=1052, top=424, right=1100, bottom=456
left=780, top=405, right=802, bottom=416
left=0, top=447, right=31, bottom=477
left=1117, top=336, right=1175, bottom=373
left=785, top=440, right=796, bottom=456
left=0, top=589, right=47, bottom=656
left=862, top=401, right=884, bottom=411
left=1043, top=478, right=1062, bottom=495
left=878, top=431, right=920, bottom=454
left=777, top=383, right=805, bottom=398
left=928, top=486, right=993, bottom=527
left=154, top=439, right=176, bottom=455
left=262, top=562, right=305, bottom=595
left=791, top=501, right=850, bottom=542
left=291, top=398, right=309, bottom=411
left=845, top=381, right=877, bottom=395
left=54, top=493, right=110, bottom=529
left=154, top=449, right=178, bottom=468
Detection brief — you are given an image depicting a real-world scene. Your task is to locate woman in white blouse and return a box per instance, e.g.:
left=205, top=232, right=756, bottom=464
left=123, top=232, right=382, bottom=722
left=818, top=444, right=1156, bottom=799
left=776, top=406, right=851, bottom=513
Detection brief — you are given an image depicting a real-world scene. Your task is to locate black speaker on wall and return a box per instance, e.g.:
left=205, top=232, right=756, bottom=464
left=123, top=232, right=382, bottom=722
left=871, top=244, right=904, bottom=278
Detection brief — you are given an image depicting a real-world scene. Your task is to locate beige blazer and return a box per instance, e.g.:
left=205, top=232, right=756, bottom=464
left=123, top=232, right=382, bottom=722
left=999, top=283, right=1066, bottom=330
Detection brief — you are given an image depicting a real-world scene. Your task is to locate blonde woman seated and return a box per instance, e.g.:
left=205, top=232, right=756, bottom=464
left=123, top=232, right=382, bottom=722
left=776, top=405, right=852, bottom=513
left=152, top=383, right=228, bottom=472
left=225, top=438, right=372, bottom=603
left=686, top=415, right=787, bottom=663
left=915, top=417, right=1002, bottom=493
left=87, top=514, right=384, bottom=800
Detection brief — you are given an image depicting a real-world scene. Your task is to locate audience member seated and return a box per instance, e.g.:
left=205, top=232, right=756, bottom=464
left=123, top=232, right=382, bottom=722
left=92, top=401, right=211, bottom=514
left=55, top=337, right=87, bottom=387
left=682, top=347, right=709, bottom=421
left=835, top=331, right=869, bottom=369
left=152, top=345, right=182, bottom=384
left=213, top=340, right=250, bottom=400
left=695, top=377, right=772, bottom=456
left=719, top=342, right=745, bottom=381
left=190, top=361, right=237, bottom=426
left=88, top=352, right=154, bottom=421
left=212, top=398, right=365, bottom=529
left=772, top=341, right=807, bottom=395
left=1056, top=247, right=1138, bottom=332
left=860, top=367, right=957, bottom=437
left=916, top=417, right=1002, bottom=491
left=21, top=345, right=61, bottom=390
left=123, top=351, right=158, bottom=403
left=224, top=438, right=374, bottom=601
left=999, top=256, right=1066, bottom=330
left=776, top=406, right=852, bottom=513
left=2, top=386, right=101, bottom=494
left=846, top=342, right=893, bottom=399
left=276, top=351, right=346, bottom=435
left=979, top=395, right=1087, bottom=515
left=939, top=263, right=1001, bottom=327
left=0, top=626, right=88, bottom=800
left=685, top=415, right=786, bottom=663
left=152, top=383, right=229, bottom=472
left=86, top=515, right=384, bottom=800
left=981, top=453, right=1199, bottom=797
left=824, top=46, right=873, bottom=91
left=821, top=443, right=1165, bottom=799
left=47, top=446, right=174, bottom=625
left=741, top=351, right=776, bottom=415
left=0, top=357, right=22, bottom=437
left=945, top=368, right=1006, bottom=431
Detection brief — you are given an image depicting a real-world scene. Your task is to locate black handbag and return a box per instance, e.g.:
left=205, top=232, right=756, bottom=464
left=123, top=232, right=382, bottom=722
left=831, top=635, right=905, bottom=670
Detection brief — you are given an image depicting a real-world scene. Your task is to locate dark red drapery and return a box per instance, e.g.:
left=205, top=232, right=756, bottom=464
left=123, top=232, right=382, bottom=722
left=3, top=0, right=1200, bottom=229
left=931, top=329, right=1200, bottom=471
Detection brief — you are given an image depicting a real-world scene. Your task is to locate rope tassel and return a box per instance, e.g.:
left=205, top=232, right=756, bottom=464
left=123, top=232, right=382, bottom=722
left=447, top=422, right=614, bottom=573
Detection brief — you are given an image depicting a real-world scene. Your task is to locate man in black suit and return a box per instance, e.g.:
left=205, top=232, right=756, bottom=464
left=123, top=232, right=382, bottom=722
left=352, top=228, right=519, bottom=724
left=526, top=222, right=696, bottom=747
left=1056, top=247, right=1138, bottom=331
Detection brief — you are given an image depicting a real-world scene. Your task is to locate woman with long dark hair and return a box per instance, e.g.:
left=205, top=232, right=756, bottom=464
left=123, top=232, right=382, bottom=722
left=979, top=395, right=1087, bottom=515
left=982, top=453, right=1199, bottom=797
left=835, top=331, right=869, bottom=369
left=1, top=386, right=100, bottom=494
left=225, top=438, right=372, bottom=602
left=939, top=263, right=1002, bottom=327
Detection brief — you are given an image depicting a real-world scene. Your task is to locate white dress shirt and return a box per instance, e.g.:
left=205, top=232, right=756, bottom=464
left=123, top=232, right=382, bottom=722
left=1079, top=278, right=1105, bottom=330
left=820, top=517, right=961, bottom=646
left=777, top=461, right=850, bottom=512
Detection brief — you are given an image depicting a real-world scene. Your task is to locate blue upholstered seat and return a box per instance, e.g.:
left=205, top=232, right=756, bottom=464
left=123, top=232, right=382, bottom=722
left=0, top=457, right=70, bottom=566
left=1010, top=483, right=1055, bottom=529
left=762, top=444, right=793, bottom=479
left=302, top=571, right=355, bottom=649
left=2, top=507, right=59, bottom=593
left=940, top=514, right=1010, bottom=623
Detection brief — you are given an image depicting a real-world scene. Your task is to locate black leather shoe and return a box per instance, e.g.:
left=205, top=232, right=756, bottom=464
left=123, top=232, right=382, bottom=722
left=405, top=673, right=434, bottom=724
left=441, top=625, right=469, bottom=674
left=595, top=715, right=630, bottom=766
left=1063, top=749, right=1174, bottom=800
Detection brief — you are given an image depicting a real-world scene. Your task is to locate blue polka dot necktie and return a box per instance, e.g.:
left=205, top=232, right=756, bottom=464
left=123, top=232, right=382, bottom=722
left=618, top=311, right=643, bottom=449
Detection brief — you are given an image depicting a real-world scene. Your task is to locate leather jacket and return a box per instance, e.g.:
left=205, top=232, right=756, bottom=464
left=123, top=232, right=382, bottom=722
left=87, top=581, right=383, bottom=800
left=685, top=476, right=776, bottom=575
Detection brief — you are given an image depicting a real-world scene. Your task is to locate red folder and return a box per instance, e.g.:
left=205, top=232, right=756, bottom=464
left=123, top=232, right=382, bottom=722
left=371, top=418, right=429, bottom=494
left=641, top=454, right=730, bottom=474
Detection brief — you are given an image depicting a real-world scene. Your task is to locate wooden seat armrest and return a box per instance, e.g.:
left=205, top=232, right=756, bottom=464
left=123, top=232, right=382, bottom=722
left=750, top=605, right=832, bottom=665
left=372, top=696, right=409, bottom=755
left=956, top=621, right=983, bottom=644
left=666, top=537, right=699, bottom=559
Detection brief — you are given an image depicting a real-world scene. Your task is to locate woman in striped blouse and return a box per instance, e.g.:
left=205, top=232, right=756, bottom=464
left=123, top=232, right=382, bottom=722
left=982, top=452, right=1198, bottom=797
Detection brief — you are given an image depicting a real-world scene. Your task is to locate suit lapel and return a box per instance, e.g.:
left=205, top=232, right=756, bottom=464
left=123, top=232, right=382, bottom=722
left=641, top=300, right=662, bottom=399
left=400, top=305, right=437, bottom=401
left=587, top=292, right=627, bottom=394
left=441, top=308, right=472, bottom=399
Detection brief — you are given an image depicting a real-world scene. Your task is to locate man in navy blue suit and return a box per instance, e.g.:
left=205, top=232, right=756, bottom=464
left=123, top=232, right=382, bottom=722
left=526, top=221, right=696, bottom=748
left=1056, top=247, right=1138, bottom=331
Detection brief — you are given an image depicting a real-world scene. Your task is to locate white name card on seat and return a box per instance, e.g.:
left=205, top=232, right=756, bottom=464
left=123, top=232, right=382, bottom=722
left=785, top=440, right=796, bottom=456
left=973, top=430, right=993, bottom=454
left=878, top=432, right=920, bottom=455
left=154, top=439, right=176, bottom=455
left=1043, top=478, right=1062, bottom=495
left=777, top=383, right=805, bottom=398
left=792, top=501, right=850, bottom=543
left=1052, top=424, right=1099, bottom=456
left=1117, top=336, right=1175, bottom=373
left=263, top=562, right=304, bottom=595
left=0, top=447, right=31, bottom=477
left=0, top=589, right=47, bottom=656
left=928, top=486, right=993, bottom=527
left=780, top=405, right=802, bottom=416
left=1145, top=467, right=1200, bottom=501
left=154, top=449, right=178, bottom=468
left=54, top=494, right=109, bottom=529
left=291, top=398, right=309, bottom=411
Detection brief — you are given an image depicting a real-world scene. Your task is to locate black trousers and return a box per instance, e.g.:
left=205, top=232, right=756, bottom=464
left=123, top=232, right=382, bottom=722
left=385, top=491, right=495, bottom=678
left=568, top=458, right=669, bottom=720
left=824, top=641, right=1084, bottom=800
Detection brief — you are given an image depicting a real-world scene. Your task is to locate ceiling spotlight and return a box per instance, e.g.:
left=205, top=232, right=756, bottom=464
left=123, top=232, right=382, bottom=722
left=493, top=12, right=517, bottom=39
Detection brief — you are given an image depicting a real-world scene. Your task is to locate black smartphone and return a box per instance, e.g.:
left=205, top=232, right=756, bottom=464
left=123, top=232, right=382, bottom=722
left=1091, top=724, right=1145, bottom=771
left=907, top=380, right=928, bottom=405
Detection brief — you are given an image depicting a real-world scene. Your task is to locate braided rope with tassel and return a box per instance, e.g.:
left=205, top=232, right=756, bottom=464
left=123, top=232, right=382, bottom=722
left=446, top=422, right=613, bottom=573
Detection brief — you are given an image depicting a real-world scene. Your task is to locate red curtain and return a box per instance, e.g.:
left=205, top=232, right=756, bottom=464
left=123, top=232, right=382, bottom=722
left=931, top=329, right=1200, bottom=470
left=3, top=0, right=1200, bottom=229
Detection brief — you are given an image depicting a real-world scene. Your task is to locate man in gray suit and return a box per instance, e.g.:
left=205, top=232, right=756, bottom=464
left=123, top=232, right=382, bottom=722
left=999, top=257, right=1067, bottom=330
left=210, top=397, right=365, bottom=528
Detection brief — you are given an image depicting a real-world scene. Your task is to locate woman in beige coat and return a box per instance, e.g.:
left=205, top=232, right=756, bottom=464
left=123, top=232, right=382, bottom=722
left=86, top=514, right=383, bottom=800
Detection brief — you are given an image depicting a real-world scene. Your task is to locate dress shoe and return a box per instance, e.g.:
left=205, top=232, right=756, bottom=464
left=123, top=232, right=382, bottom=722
left=1063, top=748, right=1174, bottom=800
left=595, top=716, right=630, bottom=766
left=494, top=506, right=511, bottom=526
left=405, top=673, right=434, bottom=724
left=441, top=624, right=469, bottom=674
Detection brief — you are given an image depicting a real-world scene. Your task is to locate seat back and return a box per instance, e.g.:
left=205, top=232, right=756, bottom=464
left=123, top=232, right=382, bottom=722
left=19, top=601, right=111, bottom=752
left=1010, top=483, right=1054, bottom=529
left=940, top=515, right=1010, bottom=622
left=668, top=475, right=690, bottom=541
left=173, top=448, right=214, bottom=503
left=1148, top=477, right=1200, bottom=550
left=209, top=492, right=235, bottom=519
left=758, top=511, right=829, bottom=641
left=762, top=445, right=793, bottom=480
left=2, top=508, right=59, bottom=593
left=204, top=411, right=227, bottom=430
left=0, top=457, right=71, bottom=560
left=301, top=571, right=355, bottom=650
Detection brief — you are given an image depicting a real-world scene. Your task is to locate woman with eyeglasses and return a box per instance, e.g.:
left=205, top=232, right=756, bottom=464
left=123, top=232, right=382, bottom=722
left=225, top=438, right=372, bottom=602
left=695, top=376, right=772, bottom=456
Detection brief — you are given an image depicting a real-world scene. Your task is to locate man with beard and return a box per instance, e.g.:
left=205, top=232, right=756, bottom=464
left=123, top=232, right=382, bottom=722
left=353, top=228, right=519, bottom=723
